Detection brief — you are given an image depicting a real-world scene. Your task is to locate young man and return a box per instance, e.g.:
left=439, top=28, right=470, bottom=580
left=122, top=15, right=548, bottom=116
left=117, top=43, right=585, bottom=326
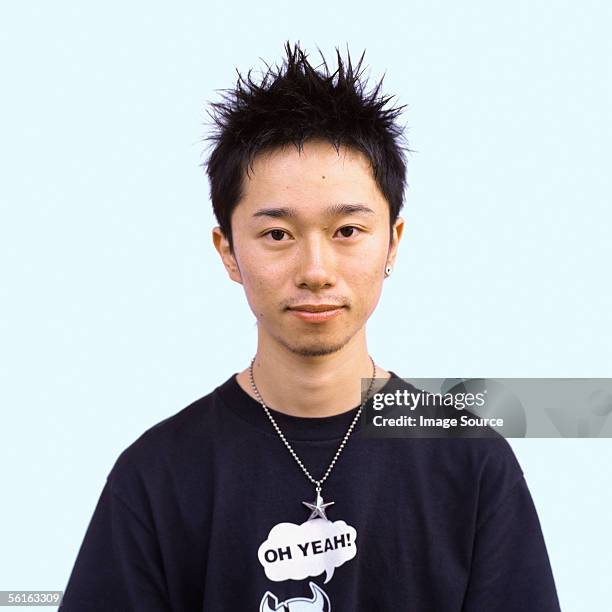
left=60, top=43, right=562, bottom=611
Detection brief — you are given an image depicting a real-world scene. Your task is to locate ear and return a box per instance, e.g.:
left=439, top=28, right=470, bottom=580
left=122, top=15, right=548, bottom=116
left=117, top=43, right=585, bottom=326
left=212, top=226, right=243, bottom=285
left=386, top=216, right=405, bottom=269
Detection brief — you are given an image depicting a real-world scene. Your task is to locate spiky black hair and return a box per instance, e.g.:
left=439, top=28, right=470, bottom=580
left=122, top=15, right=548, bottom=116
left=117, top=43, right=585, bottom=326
left=202, top=41, right=411, bottom=253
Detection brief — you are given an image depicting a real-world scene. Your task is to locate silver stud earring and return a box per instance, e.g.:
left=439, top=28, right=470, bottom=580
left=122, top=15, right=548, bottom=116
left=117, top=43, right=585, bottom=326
left=385, top=265, right=393, bottom=277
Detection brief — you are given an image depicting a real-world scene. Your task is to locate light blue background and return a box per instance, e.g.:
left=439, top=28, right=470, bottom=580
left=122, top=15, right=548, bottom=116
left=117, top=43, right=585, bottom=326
left=1, top=1, right=611, bottom=610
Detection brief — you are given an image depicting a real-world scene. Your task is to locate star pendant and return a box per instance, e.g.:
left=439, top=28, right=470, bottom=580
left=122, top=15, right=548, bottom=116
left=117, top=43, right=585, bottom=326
left=302, top=491, right=335, bottom=520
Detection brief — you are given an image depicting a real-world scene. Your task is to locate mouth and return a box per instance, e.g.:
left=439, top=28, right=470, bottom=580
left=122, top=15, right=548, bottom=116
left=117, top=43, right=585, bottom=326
left=286, top=304, right=345, bottom=323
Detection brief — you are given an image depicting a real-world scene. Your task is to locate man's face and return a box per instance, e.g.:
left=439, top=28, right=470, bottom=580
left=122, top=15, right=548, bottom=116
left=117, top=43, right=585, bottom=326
left=213, top=139, right=404, bottom=357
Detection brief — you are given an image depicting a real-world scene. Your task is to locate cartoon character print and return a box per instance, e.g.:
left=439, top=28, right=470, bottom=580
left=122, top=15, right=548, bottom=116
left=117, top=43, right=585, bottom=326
left=259, top=581, right=331, bottom=612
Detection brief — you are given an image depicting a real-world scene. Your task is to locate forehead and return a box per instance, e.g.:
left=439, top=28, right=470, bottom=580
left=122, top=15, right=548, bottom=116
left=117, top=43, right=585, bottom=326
left=237, top=139, right=387, bottom=217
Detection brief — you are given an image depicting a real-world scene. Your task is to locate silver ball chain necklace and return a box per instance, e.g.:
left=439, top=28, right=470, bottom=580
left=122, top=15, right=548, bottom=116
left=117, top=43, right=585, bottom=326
left=248, top=355, right=377, bottom=520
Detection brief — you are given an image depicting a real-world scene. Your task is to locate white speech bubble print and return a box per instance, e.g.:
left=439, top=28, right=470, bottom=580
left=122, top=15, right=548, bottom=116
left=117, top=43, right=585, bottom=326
left=258, top=518, right=357, bottom=584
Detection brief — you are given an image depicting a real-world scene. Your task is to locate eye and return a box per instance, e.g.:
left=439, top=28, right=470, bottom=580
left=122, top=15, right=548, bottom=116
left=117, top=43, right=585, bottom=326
left=336, top=226, right=362, bottom=238
left=263, top=229, right=291, bottom=241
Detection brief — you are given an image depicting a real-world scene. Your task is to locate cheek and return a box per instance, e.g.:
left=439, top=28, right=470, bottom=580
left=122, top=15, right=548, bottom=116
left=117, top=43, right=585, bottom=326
left=239, top=262, right=285, bottom=315
left=359, top=271, right=385, bottom=304
left=345, top=243, right=387, bottom=280
left=344, top=258, right=385, bottom=307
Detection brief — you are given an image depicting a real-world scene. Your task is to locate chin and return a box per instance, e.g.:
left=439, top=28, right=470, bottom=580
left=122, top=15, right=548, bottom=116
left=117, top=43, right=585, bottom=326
left=280, top=333, right=355, bottom=358
left=286, top=344, right=345, bottom=358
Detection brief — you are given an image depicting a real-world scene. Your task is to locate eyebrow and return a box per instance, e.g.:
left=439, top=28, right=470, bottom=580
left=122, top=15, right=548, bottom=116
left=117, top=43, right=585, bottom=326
left=252, top=203, right=376, bottom=219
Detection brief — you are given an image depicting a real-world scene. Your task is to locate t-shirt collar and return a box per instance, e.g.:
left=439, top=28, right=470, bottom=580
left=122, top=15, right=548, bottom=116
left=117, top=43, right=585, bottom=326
left=216, top=370, right=400, bottom=442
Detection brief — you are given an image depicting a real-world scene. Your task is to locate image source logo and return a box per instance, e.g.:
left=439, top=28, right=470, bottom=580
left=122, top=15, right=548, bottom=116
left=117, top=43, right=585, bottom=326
left=361, top=377, right=612, bottom=438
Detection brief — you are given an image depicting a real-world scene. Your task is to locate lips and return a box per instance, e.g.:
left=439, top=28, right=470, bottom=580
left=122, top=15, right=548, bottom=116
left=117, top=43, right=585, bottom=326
left=288, top=304, right=344, bottom=313
left=287, top=304, right=345, bottom=323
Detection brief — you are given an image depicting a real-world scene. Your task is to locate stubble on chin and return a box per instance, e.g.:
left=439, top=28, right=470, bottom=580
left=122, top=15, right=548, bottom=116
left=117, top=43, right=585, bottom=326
left=281, top=339, right=350, bottom=358
left=257, top=305, right=363, bottom=358
left=275, top=325, right=358, bottom=357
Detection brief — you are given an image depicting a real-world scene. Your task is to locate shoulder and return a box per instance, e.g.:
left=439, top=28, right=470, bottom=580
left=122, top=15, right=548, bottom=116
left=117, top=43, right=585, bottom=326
left=407, top=432, right=524, bottom=491
left=384, top=374, right=524, bottom=492
left=105, top=378, right=231, bottom=499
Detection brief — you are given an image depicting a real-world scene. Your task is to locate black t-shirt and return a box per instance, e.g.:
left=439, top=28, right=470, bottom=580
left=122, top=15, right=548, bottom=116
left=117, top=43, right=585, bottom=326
left=60, top=372, right=561, bottom=611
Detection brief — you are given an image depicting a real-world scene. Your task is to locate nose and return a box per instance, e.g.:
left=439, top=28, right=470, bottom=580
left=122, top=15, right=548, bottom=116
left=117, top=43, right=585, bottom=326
left=294, top=234, right=337, bottom=290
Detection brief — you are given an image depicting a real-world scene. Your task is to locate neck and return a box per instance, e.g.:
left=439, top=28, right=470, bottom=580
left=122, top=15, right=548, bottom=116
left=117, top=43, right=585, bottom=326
left=235, top=328, right=390, bottom=418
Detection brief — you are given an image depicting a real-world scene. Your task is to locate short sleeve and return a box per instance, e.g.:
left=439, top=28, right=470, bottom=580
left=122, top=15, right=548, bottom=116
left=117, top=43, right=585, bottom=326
left=59, top=478, right=171, bottom=612
left=461, top=474, right=562, bottom=611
